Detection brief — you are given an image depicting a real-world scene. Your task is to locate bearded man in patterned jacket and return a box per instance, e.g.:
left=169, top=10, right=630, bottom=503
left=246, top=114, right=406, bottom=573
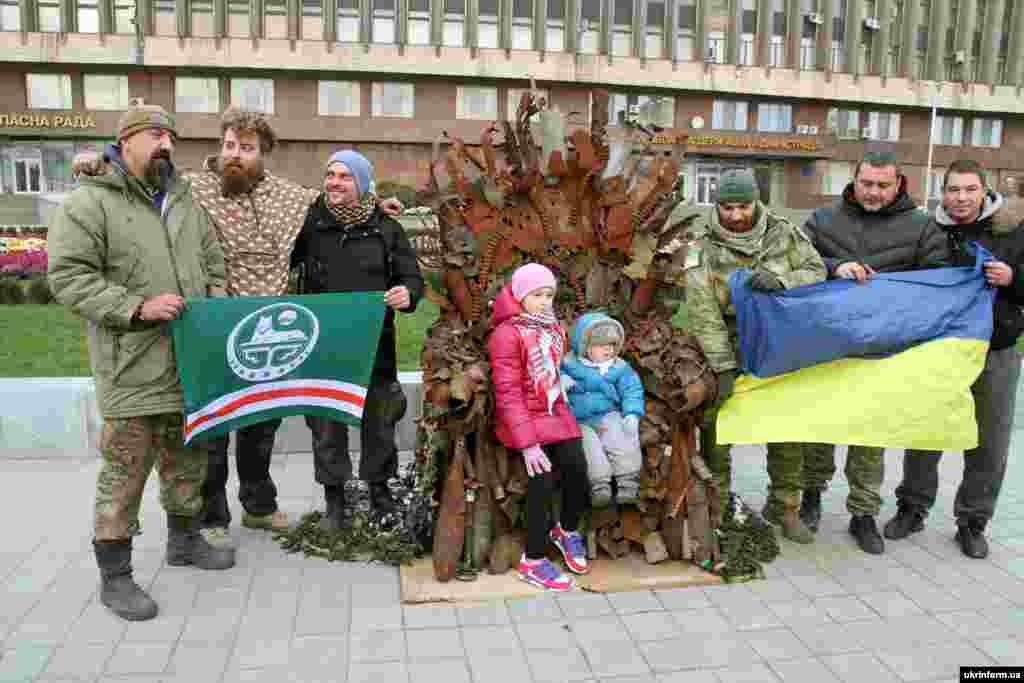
left=188, top=108, right=404, bottom=548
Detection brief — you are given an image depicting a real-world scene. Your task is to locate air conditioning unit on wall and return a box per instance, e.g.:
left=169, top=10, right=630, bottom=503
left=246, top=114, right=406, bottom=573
left=808, top=125, right=819, bottom=134
left=805, top=12, right=823, bottom=24
left=954, top=50, right=966, bottom=64
left=863, top=16, right=880, bottom=30
left=797, top=124, right=810, bottom=134
left=861, top=127, right=873, bottom=139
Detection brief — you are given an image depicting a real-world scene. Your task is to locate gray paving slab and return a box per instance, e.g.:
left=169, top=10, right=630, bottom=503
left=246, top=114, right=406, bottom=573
left=3, top=445, right=1024, bottom=682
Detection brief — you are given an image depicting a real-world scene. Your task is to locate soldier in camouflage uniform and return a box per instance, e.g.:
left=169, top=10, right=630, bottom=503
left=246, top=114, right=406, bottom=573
left=683, top=170, right=827, bottom=543
left=48, top=103, right=234, bottom=622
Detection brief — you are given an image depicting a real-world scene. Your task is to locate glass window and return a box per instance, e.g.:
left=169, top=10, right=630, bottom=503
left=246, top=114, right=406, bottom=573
left=971, top=118, right=1003, bottom=148
left=337, top=0, right=360, bottom=41
left=826, top=108, right=860, bottom=138
left=706, top=30, right=725, bottom=63
left=768, top=35, right=784, bottom=66
left=38, top=0, right=61, bottom=31
left=176, top=76, right=221, bottom=113
left=231, top=79, right=274, bottom=114
left=78, top=0, right=100, bottom=32
left=507, top=87, right=549, bottom=120
left=739, top=33, right=755, bottom=65
left=933, top=115, right=964, bottom=146
left=303, top=0, right=322, bottom=16
left=372, top=82, right=414, bottom=117
left=800, top=36, right=815, bottom=69
left=408, top=0, right=431, bottom=44
left=14, top=158, right=43, bottom=194
left=114, top=0, right=136, bottom=32
left=318, top=81, right=360, bottom=116
left=579, top=0, right=601, bottom=53
left=26, top=74, right=72, bottom=110
left=155, top=0, right=175, bottom=13
left=457, top=86, right=498, bottom=120
left=479, top=0, right=499, bottom=47
left=675, top=0, right=695, bottom=60
left=823, top=161, right=853, bottom=195
left=0, top=0, right=21, bottom=30
left=546, top=0, right=564, bottom=50
left=712, top=100, right=747, bottom=130
left=443, top=0, right=464, bottom=46
left=611, top=0, right=632, bottom=56
left=229, top=0, right=250, bottom=36
left=372, top=0, right=395, bottom=42
left=865, top=111, right=900, bottom=141
left=757, top=103, right=792, bottom=132
left=84, top=75, right=131, bottom=110
left=511, top=0, right=533, bottom=50
left=608, top=92, right=674, bottom=128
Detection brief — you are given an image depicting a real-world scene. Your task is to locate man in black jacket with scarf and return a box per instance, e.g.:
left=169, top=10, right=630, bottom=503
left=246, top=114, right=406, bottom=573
left=885, top=159, right=1024, bottom=559
left=797, top=150, right=947, bottom=555
left=291, top=150, right=425, bottom=529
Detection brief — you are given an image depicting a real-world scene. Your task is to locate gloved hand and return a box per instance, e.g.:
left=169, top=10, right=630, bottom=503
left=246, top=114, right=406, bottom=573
left=623, top=414, right=640, bottom=437
left=717, top=370, right=737, bottom=403
left=749, top=269, right=784, bottom=291
left=522, top=445, right=552, bottom=477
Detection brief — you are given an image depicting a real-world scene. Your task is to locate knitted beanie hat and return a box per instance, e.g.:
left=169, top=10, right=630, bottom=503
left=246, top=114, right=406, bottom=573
left=716, top=169, right=759, bottom=204
left=117, top=103, right=177, bottom=142
left=510, top=263, right=557, bottom=302
left=584, top=318, right=624, bottom=353
left=326, top=150, right=375, bottom=196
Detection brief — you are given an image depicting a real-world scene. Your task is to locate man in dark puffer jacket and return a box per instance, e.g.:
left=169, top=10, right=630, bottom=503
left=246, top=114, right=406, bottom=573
left=798, top=150, right=947, bottom=556
left=885, top=159, right=1024, bottom=559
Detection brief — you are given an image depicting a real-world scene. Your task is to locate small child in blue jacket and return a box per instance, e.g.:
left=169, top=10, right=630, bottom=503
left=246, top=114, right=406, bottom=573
left=561, top=313, right=645, bottom=506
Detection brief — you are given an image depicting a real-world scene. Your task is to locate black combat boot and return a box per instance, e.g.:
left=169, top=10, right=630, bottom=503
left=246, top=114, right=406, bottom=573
left=93, top=539, right=158, bottom=621
left=799, top=489, right=822, bottom=532
left=955, top=519, right=989, bottom=559
left=368, top=481, right=397, bottom=515
left=319, top=485, right=349, bottom=532
left=166, top=514, right=236, bottom=570
left=849, top=514, right=885, bottom=555
left=883, top=504, right=926, bottom=540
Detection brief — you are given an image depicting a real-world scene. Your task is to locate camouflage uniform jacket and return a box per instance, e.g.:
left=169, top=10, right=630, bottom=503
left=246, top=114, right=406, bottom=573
left=683, top=202, right=827, bottom=373
left=188, top=156, right=319, bottom=297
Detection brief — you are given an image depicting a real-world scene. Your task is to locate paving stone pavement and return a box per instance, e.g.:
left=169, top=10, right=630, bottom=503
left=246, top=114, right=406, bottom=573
left=1, top=444, right=1023, bottom=683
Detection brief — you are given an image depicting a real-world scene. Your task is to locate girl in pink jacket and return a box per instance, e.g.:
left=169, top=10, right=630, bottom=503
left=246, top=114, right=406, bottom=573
left=488, top=263, right=590, bottom=591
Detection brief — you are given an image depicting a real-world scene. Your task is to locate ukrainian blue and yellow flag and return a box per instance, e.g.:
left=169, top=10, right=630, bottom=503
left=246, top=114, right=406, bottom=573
left=717, top=248, right=995, bottom=451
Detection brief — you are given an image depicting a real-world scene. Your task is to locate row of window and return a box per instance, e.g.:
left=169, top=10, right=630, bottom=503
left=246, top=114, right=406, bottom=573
left=714, top=99, right=1004, bottom=147
left=21, top=73, right=1007, bottom=149
left=822, top=161, right=962, bottom=199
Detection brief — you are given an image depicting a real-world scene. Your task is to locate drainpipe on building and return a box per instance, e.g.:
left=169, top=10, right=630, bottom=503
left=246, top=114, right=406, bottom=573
left=132, top=0, right=144, bottom=64
left=924, top=83, right=942, bottom=212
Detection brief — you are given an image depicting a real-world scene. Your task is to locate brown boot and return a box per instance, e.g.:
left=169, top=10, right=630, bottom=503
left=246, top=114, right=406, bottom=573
left=780, top=495, right=815, bottom=544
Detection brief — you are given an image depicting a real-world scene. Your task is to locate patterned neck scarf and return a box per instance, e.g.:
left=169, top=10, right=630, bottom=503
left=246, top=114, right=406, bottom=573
left=327, top=193, right=377, bottom=227
left=511, top=309, right=566, bottom=414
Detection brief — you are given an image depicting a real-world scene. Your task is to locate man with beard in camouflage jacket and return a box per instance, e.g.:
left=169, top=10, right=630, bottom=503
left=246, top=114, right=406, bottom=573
left=684, top=169, right=827, bottom=543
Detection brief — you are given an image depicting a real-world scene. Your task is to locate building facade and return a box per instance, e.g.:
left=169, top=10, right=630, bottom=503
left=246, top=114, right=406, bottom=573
left=1, top=0, right=1024, bottom=224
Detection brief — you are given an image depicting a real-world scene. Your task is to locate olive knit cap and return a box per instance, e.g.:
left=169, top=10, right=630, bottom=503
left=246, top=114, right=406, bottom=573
left=116, top=103, right=178, bottom=142
left=716, top=169, right=759, bottom=204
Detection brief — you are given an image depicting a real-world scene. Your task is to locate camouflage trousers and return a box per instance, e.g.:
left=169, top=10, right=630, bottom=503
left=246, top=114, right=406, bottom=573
left=802, top=443, right=884, bottom=516
left=95, top=414, right=206, bottom=541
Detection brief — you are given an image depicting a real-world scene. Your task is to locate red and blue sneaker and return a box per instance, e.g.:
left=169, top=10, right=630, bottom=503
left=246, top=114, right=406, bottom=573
left=550, top=525, right=590, bottom=575
left=518, top=556, right=575, bottom=592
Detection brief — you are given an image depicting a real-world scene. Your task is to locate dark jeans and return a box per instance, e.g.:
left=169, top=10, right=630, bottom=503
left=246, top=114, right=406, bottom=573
left=306, top=377, right=408, bottom=486
left=199, top=418, right=283, bottom=528
left=895, top=346, right=1022, bottom=526
left=526, top=438, right=589, bottom=559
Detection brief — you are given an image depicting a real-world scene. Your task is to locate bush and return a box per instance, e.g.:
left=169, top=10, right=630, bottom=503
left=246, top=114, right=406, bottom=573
left=0, top=278, right=25, bottom=305
left=377, top=181, right=419, bottom=209
left=25, top=276, right=54, bottom=304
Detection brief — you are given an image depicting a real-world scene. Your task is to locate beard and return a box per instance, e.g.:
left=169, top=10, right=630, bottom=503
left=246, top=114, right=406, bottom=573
left=144, top=151, right=173, bottom=191
left=219, top=156, right=264, bottom=196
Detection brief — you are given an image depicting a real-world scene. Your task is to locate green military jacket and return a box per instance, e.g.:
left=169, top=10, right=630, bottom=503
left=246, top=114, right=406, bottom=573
left=48, top=167, right=226, bottom=419
left=682, top=202, right=826, bottom=373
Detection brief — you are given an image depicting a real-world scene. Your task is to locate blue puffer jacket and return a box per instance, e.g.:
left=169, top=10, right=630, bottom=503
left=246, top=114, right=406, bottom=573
left=561, top=312, right=646, bottom=425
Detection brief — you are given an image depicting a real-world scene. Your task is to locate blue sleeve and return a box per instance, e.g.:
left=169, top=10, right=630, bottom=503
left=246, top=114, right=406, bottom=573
left=617, top=364, right=646, bottom=417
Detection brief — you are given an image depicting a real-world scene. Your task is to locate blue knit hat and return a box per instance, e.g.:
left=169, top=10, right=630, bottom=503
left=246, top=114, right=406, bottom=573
left=326, top=150, right=375, bottom=196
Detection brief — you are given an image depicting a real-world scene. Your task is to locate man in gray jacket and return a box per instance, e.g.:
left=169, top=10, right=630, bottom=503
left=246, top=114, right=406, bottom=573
left=797, top=150, right=947, bottom=555
left=48, top=103, right=234, bottom=622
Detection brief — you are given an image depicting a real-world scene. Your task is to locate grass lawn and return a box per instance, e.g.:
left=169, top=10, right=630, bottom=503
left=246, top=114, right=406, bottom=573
left=0, top=300, right=442, bottom=378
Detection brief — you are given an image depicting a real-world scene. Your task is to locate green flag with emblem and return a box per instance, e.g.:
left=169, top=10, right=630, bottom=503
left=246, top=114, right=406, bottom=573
left=170, top=292, right=386, bottom=445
